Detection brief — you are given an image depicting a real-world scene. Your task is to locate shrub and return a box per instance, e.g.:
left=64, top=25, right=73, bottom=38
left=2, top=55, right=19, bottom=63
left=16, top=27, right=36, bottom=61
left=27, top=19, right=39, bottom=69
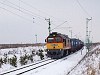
left=0, top=58, right=3, bottom=68
left=9, top=55, right=17, bottom=67
left=3, top=57, right=7, bottom=64
left=28, top=55, right=33, bottom=62
left=20, top=54, right=28, bottom=66
left=38, top=51, right=44, bottom=60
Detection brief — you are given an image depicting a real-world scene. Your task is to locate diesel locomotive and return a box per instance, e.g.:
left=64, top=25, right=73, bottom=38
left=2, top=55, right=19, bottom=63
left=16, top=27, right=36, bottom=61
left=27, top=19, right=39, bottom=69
left=45, top=32, right=84, bottom=59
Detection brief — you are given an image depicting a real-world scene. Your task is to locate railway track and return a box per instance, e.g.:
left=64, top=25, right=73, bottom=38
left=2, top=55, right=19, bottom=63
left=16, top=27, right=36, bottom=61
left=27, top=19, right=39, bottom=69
left=0, top=55, right=70, bottom=75
left=0, top=47, right=87, bottom=75
left=0, top=58, right=56, bottom=75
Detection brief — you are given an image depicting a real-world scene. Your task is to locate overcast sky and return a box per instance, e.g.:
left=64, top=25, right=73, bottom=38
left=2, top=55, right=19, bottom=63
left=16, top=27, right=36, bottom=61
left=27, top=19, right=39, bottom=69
left=0, top=0, right=100, bottom=44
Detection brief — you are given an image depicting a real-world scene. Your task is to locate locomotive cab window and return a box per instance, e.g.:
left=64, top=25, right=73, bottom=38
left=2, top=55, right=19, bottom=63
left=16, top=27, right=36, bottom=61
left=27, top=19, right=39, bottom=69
left=47, top=38, right=54, bottom=43
left=55, top=37, right=62, bottom=42
left=68, top=39, right=70, bottom=45
left=76, top=42, right=78, bottom=45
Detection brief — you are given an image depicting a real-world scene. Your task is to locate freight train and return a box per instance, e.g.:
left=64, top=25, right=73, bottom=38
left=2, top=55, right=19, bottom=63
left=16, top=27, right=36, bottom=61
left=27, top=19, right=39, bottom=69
left=45, top=32, right=84, bottom=59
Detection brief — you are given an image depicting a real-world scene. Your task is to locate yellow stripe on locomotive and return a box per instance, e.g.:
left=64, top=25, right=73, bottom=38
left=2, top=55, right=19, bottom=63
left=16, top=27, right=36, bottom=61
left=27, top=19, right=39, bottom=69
left=46, top=43, right=63, bottom=49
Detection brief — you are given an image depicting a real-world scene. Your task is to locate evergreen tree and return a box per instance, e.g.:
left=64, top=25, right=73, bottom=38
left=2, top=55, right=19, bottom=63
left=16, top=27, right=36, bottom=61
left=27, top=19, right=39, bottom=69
left=38, top=51, right=44, bottom=60
left=29, top=55, right=33, bottom=62
left=3, top=57, right=7, bottom=64
left=20, top=54, right=28, bottom=66
left=9, top=55, right=17, bottom=67
left=0, top=58, right=3, bottom=68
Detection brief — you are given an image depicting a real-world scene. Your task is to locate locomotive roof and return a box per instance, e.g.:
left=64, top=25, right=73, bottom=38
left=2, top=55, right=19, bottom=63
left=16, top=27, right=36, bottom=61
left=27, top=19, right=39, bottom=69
left=48, top=32, right=69, bottom=39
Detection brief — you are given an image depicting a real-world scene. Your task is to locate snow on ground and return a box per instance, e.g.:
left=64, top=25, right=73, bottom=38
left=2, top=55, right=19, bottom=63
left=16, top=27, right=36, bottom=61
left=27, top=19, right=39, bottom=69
left=69, top=45, right=100, bottom=75
left=22, top=47, right=87, bottom=75
left=0, top=46, right=47, bottom=73
left=0, top=45, right=100, bottom=75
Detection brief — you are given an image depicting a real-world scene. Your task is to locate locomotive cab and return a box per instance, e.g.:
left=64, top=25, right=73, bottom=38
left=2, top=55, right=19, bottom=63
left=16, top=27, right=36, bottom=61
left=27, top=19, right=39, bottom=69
left=46, top=32, right=71, bottom=58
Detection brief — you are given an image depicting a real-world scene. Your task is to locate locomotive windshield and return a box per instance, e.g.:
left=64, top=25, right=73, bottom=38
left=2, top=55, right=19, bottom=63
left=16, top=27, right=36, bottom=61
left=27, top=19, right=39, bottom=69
left=47, top=37, right=62, bottom=43
left=47, top=38, right=54, bottom=43
left=55, top=37, right=62, bottom=42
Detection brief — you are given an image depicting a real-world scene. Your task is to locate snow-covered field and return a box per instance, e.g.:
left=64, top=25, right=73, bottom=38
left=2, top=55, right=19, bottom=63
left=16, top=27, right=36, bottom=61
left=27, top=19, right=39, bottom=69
left=0, top=46, right=47, bottom=73
left=0, top=45, right=100, bottom=75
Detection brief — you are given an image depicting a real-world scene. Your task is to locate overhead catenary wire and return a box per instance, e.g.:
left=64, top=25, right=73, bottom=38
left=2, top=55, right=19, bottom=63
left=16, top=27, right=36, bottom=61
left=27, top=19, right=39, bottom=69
left=5, top=0, right=65, bottom=22
left=20, top=0, right=48, bottom=15
left=19, top=0, right=20, bottom=11
left=0, top=6, right=32, bottom=22
left=0, top=0, right=69, bottom=29
left=20, top=0, right=64, bottom=21
left=13, top=0, right=46, bottom=19
left=0, top=0, right=46, bottom=20
left=76, top=0, right=91, bottom=17
left=0, top=1, right=34, bottom=17
left=19, top=0, right=69, bottom=29
left=0, top=0, right=60, bottom=29
left=51, top=21, right=67, bottom=31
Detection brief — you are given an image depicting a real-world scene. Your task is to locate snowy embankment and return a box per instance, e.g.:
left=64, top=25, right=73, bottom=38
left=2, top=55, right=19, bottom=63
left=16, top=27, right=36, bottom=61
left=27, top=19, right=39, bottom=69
left=69, top=45, right=100, bottom=75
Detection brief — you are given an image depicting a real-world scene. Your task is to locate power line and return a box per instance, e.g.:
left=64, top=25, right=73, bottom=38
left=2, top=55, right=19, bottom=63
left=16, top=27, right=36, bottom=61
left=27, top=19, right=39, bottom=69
left=76, top=0, right=91, bottom=17
left=0, top=0, right=65, bottom=29
left=51, top=21, right=67, bottom=31
left=1, top=0, right=46, bottom=19
left=1, top=0, right=47, bottom=21
left=19, top=0, right=46, bottom=19
left=0, top=6, right=32, bottom=22
left=0, top=1, right=34, bottom=17
left=20, top=0, right=47, bottom=15
left=1, top=0, right=69, bottom=29
left=19, top=0, right=69, bottom=30
left=20, top=0, right=64, bottom=21
left=1, top=0, right=68, bottom=23
left=19, top=0, right=21, bottom=11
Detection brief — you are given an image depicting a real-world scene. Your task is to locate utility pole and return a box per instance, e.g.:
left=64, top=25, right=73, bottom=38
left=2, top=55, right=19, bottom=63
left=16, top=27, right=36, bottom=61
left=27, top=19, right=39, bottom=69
left=89, top=31, right=91, bottom=42
left=86, top=18, right=92, bottom=52
left=35, top=34, right=37, bottom=43
left=67, top=27, right=72, bottom=38
left=45, top=18, right=51, bottom=35
left=69, top=29, right=72, bottom=38
left=70, top=30, right=72, bottom=38
left=19, top=0, right=20, bottom=11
